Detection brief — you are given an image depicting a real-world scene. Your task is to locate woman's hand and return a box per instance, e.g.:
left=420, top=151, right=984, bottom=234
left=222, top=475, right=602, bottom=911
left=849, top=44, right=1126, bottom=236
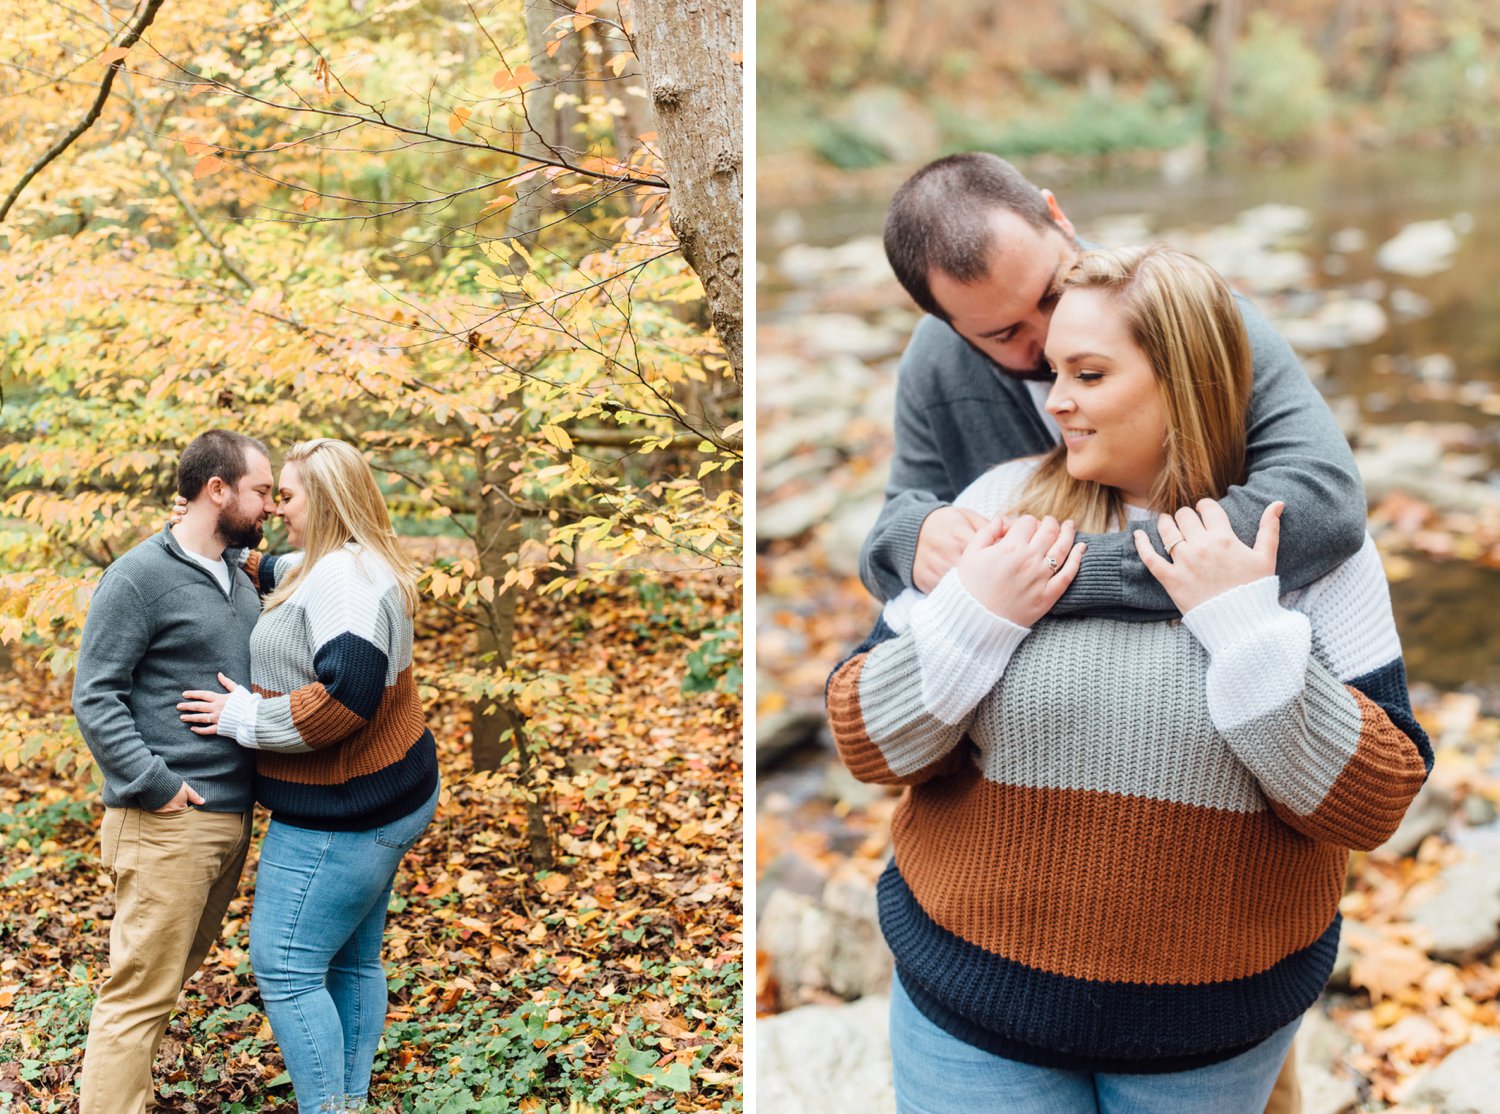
left=167, top=495, right=188, bottom=527
left=178, top=673, right=241, bottom=736
left=1134, top=500, right=1283, bottom=614
left=956, top=514, right=1085, bottom=627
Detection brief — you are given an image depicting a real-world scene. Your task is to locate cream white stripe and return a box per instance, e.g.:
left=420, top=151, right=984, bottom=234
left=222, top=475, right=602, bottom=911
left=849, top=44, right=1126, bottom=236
left=910, top=570, right=1031, bottom=726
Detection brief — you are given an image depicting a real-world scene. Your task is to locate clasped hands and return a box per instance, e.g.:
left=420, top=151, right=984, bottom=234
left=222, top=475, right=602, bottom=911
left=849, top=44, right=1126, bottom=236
left=921, top=498, right=1284, bottom=624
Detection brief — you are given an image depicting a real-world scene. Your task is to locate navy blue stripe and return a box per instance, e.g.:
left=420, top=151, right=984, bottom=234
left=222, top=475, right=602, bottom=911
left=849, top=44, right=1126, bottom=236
left=257, top=553, right=284, bottom=594
left=879, top=861, right=1338, bottom=1072
left=257, top=728, right=437, bottom=832
left=314, top=631, right=390, bottom=721
left=1348, top=657, right=1433, bottom=776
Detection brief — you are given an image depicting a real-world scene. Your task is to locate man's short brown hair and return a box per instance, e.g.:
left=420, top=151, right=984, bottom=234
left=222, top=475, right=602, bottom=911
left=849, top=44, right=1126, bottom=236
left=177, top=430, right=269, bottom=500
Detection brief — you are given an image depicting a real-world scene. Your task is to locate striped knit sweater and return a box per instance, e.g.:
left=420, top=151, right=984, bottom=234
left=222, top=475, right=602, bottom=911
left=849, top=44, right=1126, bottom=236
left=827, top=460, right=1433, bottom=1073
left=217, top=544, right=439, bottom=831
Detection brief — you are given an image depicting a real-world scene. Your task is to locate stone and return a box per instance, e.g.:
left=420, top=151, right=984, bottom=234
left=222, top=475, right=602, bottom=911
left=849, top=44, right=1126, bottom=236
left=758, top=882, right=892, bottom=1009
left=1237, top=203, right=1313, bottom=243
left=758, top=852, right=832, bottom=917
left=1295, top=1008, right=1360, bottom=1114
left=757, top=995, right=895, bottom=1114
left=1329, top=227, right=1368, bottom=253
left=789, top=313, right=902, bottom=362
left=1415, top=353, right=1457, bottom=383
left=1462, top=795, right=1498, bottom=828
left=756, top=448, right=841, bottom=500
left=1376, top=779, right=1455, bottom=857
left=1390, top=287, right=1432, bottom=320
left=1406, top=853, right=1500, bottom=962
left=822, top=495, right=885, bottom=578
left=1376, top=219, right=1461, bottom=277
left=1401, top=1036, right=1500, bottom=1112
left=757, top=706, right=830, bottom=768
left=1278, top=297, right=1388, bottom=351
left=759, top=409, right=860, bottom=465
left=758, top=489, right=840, bottom=541
left=777, top=237, right=893, bottom=291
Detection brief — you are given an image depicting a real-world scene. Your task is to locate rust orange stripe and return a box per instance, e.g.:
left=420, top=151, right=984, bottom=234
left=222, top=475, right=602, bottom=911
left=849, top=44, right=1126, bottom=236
left=894, top=763, right=1347, bottom=985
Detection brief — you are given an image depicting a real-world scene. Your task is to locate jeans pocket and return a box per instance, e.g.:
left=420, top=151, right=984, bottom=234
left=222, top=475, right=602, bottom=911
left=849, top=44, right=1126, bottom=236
left=373, top=786, right=438, bottom=850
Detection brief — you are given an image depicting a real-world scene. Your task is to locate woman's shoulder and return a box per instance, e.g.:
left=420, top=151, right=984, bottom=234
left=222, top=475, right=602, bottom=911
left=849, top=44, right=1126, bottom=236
left=953, top=458, right=1041, bottom=519
left=1285, top=534, right=1399, bottom=676
left=303, top=544, right=397, bottom=591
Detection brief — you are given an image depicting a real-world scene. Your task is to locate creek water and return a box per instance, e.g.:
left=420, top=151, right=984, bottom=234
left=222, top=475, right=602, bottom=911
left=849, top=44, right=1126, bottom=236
left=759, top=145, right=1500, bottom=704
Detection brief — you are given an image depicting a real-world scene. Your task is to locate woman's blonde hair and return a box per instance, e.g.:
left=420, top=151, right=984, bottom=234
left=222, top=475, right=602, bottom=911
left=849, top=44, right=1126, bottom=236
left=263, top=438, right=421, bottom=616
left=1014, top=244, right=1254, bottom=531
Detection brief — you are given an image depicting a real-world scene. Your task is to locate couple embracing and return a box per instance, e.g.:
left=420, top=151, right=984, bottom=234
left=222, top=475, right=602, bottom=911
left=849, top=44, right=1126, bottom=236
left=73, top=431, right=438, bottom=1114
left=828, top=155, right=1434, bottom=1111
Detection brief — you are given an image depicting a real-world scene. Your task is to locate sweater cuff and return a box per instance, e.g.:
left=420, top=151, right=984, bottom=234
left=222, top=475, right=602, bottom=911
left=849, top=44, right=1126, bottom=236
left=1181, top=576, right=1286, bottom=657
left=887, top=505, right=935, bottom=591
left=218, top=685, right=263, bottom=750
left=910, top=569, right=1032, bottom=725
left=138, top=764, right=188, bottom=812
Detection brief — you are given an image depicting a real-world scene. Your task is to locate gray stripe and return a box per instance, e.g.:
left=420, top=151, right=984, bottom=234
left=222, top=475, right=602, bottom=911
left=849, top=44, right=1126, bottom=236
left=254, top=693, right=313, bottom=754
left=1219, top=659, right=1361, bottom=817
left=860, top=634, right=969, bottom=779
left=975, top=618, right=1267, bottom=813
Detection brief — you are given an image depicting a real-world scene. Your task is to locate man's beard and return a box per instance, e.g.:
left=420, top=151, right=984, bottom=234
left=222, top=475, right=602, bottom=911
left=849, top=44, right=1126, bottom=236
left=216, top=505, right=264, bottom=548
left=997, top=356, right=1055, bottom=383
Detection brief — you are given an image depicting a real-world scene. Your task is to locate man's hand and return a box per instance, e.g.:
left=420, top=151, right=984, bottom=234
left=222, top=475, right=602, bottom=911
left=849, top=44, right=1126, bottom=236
left=956, top=515, right=1085, bottom=627
left=153, top=781, right=205, bottom=814
left=914, top=506, right=989, bottom=593
left=1133, top=500, right=1283, bottom=615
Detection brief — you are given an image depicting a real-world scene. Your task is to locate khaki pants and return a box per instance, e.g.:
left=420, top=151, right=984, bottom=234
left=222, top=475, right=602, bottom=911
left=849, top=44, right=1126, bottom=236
left=1265, top=1043, right=1302, bottom=1114
left=79, top=807, right=251, bottom=1114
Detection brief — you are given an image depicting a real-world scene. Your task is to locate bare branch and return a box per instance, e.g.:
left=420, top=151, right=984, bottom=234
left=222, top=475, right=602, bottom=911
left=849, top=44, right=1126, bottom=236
left=0, top=0, right=169, bottom=222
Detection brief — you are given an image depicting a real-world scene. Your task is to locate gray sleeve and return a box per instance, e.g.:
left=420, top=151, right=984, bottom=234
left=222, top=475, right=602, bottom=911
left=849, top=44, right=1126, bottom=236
left=70, top=572, right=183, bottom=810
left=858, top=336, right=962, bottom=603
left=1054, top=294, right=1367, bottom=618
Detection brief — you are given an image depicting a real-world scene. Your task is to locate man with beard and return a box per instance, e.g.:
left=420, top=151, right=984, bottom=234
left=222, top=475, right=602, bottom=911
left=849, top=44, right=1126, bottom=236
left=72, top=429, right=274, bottom=1114
left=861, top=152, right=1365, bottom=604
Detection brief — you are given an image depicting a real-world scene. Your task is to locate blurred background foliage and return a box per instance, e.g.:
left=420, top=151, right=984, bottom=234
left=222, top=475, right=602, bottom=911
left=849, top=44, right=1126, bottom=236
left=758, top=0, right=1500, bottom=171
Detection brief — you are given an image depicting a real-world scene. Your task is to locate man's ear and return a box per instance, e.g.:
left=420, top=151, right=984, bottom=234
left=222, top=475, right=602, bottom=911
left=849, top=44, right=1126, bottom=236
left=1041, top=190, right=1076, bottom=241
left=203, top=476, right=229, bottom=505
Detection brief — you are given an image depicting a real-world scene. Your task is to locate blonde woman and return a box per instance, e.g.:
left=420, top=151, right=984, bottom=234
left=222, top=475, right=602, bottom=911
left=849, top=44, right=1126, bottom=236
left=826, top=246, right=1432, bottom=1113
left=178, top=438, right=438, bottom=1114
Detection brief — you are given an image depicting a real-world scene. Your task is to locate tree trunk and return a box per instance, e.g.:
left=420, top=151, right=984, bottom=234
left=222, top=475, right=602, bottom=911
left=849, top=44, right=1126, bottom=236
left=628, top=0, right=743, bottom=387
left=1206, top=0, right=1241, bottom=152
left=508, top=0, right=585, bottom=248
left=602, top=3, right=655, bottom=185
left=468, top=410, right=553, bottom=870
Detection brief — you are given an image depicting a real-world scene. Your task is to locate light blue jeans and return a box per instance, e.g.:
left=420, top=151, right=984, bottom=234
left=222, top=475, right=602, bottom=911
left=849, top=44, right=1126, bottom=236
left=249, top=784, right=439, bottom=1112
left=890, top=972, right=1300, bottom=1114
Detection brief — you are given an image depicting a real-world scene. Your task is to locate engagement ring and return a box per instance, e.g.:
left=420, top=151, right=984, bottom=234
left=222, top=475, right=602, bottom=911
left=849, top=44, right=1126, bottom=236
left=1044, top=555, right=1059, bottom=571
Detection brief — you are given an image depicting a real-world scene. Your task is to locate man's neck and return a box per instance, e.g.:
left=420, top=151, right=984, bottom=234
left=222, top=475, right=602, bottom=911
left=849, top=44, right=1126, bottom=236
left=171, top=516, right=226, bottom=561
